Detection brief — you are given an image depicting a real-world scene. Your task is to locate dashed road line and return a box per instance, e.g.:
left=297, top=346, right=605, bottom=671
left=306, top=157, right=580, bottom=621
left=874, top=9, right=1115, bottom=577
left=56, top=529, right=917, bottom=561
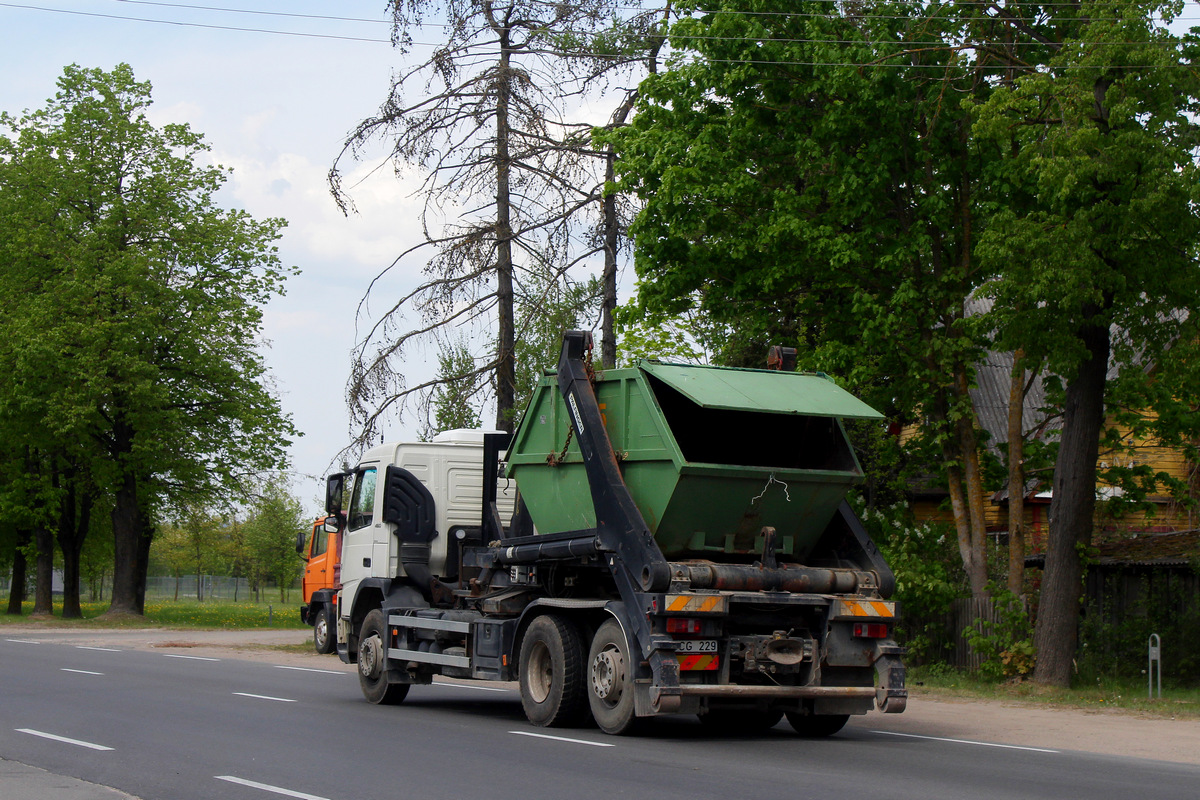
left=273, top=665, right=344, bottom=675
left=16, top=728, right=113, bottom=751
left=215, top=775, right=331, bottom=800
left=5, top=639, right=40, bottom=644
left=75, top=645, right=121, bottom=652
left=870, top=730, right=1059, bottom=753
left=434, top=680, right=509, bottom=693
left=234, top=692, right=297, bottom=703
left=61, top=668, right=104, bottom=676
left=163, top=654, right=220, bottom=662
left=508, top=730, right=615, bottom=747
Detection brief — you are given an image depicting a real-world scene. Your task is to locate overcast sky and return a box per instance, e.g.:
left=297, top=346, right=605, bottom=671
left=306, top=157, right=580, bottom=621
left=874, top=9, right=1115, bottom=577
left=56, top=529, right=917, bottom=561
left=0, top=1, right=478, bottom=513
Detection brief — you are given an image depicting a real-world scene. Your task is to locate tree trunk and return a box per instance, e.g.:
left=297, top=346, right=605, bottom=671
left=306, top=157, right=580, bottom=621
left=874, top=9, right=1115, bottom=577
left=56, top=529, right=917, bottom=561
left=1007, top=350, right=1027, bottom=596
left=109, top=469, right=143, bottom=615
left=1033, top=320, right=1110, bottom=687
left=56, top=475, right=93, bottom=620
left=6, top=528, right=31, bottom=614
left=493, top=24, right=516, bottom=432
left=32, top=523, right=54, bottom=616
left=600, top=147, right=619, bottom=371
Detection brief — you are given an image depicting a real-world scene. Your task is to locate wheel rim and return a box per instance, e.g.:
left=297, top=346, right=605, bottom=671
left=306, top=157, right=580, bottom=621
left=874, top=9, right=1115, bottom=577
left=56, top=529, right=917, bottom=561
left=591, top=646, right=624, bottom=706
left=359, top=634, right=382, bottom=680
left=315, top=617, right=328, bottom=648
left=527, top=639, right=553, bottom=704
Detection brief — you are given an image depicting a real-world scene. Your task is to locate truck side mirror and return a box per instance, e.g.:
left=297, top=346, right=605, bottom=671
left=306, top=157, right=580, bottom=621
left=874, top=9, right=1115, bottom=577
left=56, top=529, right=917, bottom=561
left=325, top=473, right=346, bottom=514
left=295, top=526, right=309, bottom=559
left=323, top=516, right=340, bottom=534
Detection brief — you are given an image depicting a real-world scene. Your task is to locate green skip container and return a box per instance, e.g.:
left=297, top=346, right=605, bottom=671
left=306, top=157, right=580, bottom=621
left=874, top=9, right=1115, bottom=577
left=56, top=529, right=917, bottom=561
left=506, top=361, right=883, bottom=562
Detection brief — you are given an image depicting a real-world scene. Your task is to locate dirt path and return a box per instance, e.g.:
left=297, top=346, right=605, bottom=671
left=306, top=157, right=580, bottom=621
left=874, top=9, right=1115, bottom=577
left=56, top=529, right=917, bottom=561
left=5, top=625, right=1198, bottom=766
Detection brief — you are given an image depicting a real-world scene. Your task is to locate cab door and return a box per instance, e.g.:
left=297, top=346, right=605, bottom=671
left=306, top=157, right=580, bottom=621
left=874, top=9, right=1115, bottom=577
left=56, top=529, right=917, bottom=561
left=302, top=518, right=337, bottom=602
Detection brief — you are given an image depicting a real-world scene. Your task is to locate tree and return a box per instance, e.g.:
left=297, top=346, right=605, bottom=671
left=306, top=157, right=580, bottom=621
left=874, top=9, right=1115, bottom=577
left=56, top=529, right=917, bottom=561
left=0, top=64, right=296, bottom=616
left=332, top=0, right=666, bottom=443
left=604, top=0, right=1000, bottom=597
left=971, top=1, right=1200, bottom=685
left=242, top=479, right=305, bottom=602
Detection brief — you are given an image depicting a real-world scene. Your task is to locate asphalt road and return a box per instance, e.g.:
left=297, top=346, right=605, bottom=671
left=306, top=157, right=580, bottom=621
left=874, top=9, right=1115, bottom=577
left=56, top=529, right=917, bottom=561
left=1, top=635, right=1196, bottom=800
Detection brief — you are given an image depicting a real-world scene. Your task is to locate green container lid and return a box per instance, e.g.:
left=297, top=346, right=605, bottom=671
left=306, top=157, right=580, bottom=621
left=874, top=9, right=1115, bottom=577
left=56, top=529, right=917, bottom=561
left=507, top=361, right=881, bottom=561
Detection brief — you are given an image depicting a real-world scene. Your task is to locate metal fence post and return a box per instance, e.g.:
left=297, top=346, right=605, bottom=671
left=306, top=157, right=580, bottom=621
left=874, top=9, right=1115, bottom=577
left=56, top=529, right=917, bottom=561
left=1148, top=633, right=1161, bottom=700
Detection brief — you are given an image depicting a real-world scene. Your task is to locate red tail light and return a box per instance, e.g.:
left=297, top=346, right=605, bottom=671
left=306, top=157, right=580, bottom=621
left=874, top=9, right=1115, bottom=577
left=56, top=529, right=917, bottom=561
left=666, top=618, right=701, bottom=634
left=853, top=622, right=889, bottom=639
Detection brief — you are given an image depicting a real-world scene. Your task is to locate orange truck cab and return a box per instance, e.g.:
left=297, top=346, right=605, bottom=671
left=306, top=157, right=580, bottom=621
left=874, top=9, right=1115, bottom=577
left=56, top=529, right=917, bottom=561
left=297, top=515, right=341, bottom=654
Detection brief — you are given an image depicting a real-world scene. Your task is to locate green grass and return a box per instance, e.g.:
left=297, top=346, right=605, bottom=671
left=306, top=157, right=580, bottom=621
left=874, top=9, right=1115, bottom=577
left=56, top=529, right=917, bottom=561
left=909, top=664, right=1200, bottom=719
left=0, top=599, right=308, bottom=630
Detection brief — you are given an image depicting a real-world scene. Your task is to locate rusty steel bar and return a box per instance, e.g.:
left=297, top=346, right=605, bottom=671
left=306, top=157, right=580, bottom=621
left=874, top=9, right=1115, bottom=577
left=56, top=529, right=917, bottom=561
left=669, top=561, right=867, bottom=594
left=675, top=685, right=877, bottom=699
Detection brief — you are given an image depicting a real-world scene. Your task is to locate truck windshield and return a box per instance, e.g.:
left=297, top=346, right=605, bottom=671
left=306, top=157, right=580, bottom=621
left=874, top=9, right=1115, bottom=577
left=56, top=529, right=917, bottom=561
left=348, top=468, right=377, bottom=531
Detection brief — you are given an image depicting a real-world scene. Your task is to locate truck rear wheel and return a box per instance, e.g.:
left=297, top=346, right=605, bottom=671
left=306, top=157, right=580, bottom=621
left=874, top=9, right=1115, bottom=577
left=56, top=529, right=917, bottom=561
left=785, top=712, right=849, bottom=737
left=519, top=614, right=588, bottom=727
left=313, top=606, right=336, bottom=655
left=357, top=609, right=409, bottom=705
left=587, top=619, right=640, bottom=735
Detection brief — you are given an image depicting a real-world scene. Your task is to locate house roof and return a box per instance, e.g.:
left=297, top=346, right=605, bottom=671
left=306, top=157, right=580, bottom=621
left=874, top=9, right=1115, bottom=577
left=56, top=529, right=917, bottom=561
left=1026, top=529, right=1200, bottom=568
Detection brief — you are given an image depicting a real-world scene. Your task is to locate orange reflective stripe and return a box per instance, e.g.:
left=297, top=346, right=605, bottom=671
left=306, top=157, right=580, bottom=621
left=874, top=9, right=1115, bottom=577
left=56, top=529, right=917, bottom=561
left=677, top=654, right=720, bottom=671
left=664, top=595, right=728, bottom=614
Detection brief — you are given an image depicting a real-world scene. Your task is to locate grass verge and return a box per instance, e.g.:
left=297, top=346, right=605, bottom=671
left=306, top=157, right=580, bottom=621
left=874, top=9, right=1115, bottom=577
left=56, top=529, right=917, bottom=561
left=909, top=664, right=1200, bottom=719
left=0, top=599, right=308, bottom=630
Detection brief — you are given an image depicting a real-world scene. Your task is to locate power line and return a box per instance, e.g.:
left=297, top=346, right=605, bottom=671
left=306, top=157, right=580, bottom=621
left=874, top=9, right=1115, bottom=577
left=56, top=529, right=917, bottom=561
left=1, top=2, right=394, bottom=42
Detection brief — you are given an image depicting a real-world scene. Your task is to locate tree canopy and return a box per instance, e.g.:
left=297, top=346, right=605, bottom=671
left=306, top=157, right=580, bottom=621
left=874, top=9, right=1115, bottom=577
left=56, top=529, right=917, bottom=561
left=0, top=64, right=297, bottom=615
left=607, top=0, right=1200, bottom=685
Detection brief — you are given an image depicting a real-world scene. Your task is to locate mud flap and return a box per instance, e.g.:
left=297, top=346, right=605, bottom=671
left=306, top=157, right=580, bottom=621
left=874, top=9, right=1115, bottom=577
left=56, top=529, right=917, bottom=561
left=874, top=643, right=907, bottom=713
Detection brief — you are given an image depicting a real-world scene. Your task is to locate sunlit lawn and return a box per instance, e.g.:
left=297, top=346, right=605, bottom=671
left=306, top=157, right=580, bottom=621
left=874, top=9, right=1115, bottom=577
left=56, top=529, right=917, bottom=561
left=0, top=598, right=308, bottom=629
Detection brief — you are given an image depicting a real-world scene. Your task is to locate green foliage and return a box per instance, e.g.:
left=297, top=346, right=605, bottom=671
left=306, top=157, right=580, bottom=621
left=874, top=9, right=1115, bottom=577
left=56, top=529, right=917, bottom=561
left=854, top=498, right=964, bottom=661
left=241, top=479, right=306, bottom=603
left=0, top=63, right=296, bottom=612
left=423, top=339, right=484, bottom=440
left=963, top=587, right=1036, bottom=681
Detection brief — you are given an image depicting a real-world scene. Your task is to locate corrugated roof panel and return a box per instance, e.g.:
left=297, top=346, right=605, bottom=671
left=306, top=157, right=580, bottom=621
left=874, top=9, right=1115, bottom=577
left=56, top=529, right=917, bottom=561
left=640, top=362, right=883, bottom=419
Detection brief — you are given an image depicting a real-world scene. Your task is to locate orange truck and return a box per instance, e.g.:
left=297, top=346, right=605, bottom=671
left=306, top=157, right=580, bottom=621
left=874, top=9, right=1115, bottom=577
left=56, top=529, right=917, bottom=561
left=297, top=515, right=340, bottom=654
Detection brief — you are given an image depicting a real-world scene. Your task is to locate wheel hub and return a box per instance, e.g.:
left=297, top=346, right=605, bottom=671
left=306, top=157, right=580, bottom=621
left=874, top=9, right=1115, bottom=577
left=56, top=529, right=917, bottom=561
left=591, top=649, right=623, bottom=701
left=359, top=634, right=382, bottom=680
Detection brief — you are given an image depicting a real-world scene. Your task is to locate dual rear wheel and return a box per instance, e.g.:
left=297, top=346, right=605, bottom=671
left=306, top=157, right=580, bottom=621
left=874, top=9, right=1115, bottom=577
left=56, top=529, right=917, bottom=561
left=518, top=616, right=639, bottom=735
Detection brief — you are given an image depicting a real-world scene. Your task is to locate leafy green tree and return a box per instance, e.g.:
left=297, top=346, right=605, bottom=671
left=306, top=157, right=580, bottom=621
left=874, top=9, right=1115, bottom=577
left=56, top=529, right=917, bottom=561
left=0, top=64, right=296, bottom=616
left=971, top=1, right=1200, bottom=686
left=421, top=340, right=484, bottom=441
left=603, top=0, right=998, bottom=597
left=243, top=479, right=305, bottom=603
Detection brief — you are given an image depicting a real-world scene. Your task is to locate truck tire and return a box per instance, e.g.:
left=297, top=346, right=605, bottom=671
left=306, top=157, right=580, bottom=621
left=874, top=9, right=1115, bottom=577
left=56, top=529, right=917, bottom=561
left=357, top=609, right=409, bottom=705
left=587, top=619, right=640, bottom=735
left=519, top=614, right=588, bottom=727
left=785, top=712, right=849, bottom=737
left=313, top=606, right=336, bottom=655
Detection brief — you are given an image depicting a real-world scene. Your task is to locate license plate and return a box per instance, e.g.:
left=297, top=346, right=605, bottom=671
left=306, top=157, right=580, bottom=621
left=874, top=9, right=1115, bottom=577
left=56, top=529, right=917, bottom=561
left=675, top=639, right=718, bottom=654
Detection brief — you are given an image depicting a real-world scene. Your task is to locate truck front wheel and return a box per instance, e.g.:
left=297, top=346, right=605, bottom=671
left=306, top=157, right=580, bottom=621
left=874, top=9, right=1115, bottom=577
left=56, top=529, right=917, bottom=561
left=313, top=606, right=336, bottom=655
left=519, top=614, right=588, bottom=727
left=357, top=609, right=409, bottom=705
left=587, top=619, right=640, bottom=735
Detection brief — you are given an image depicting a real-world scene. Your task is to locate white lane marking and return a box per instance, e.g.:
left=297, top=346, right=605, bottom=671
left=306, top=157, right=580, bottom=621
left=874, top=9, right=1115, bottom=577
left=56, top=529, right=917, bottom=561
left=215, top=775, right=331, bottom=800
left=75, top=646, right=121, bottom=652
left=61, top=668, right=104, bottom=676
left=163, top=654, right=220, bottom=662
left=5, top=639, right=40, bottom=644
left=233, top=692, right=297, bottom=703
left=434, top=680, right=508, bottom=693
left=16, top=728, right=113, bottom=751
left=508, top=730, right=615, bottom=748
left=870, top=730, right=1059, bottom=753
left=273, top=665, right=344, bottom=675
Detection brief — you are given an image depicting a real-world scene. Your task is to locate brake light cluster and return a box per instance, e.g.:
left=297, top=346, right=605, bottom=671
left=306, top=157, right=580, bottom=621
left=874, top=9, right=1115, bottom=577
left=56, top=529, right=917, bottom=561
left=666, top=617, right=701, bottom=634
left=853, top=622, right=889, bottom=639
